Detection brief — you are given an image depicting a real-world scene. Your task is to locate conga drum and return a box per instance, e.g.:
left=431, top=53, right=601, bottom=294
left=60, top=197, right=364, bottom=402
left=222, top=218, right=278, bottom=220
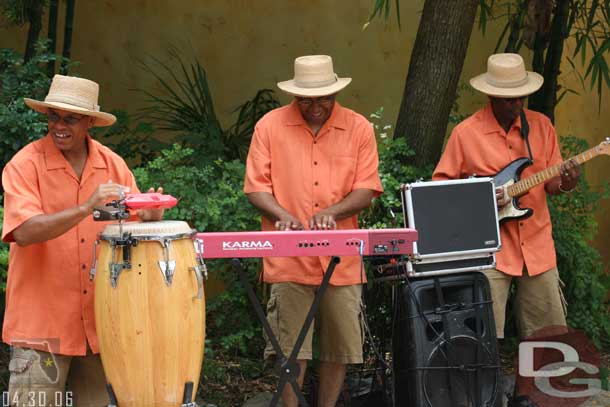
left=94, top=221, right=205, bottom=406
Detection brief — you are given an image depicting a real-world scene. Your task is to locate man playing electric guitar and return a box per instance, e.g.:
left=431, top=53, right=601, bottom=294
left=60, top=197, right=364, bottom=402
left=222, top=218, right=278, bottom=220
left=433, top=53, right=580, bottom=407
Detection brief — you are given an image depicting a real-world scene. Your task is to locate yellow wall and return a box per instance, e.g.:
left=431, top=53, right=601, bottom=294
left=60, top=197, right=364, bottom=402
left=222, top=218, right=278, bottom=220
left=1, top=0, right=609, bottom=266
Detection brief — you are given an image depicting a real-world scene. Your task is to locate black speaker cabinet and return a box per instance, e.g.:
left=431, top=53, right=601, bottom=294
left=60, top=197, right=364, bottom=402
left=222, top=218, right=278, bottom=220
left=393, top=272, right=502, bottom=407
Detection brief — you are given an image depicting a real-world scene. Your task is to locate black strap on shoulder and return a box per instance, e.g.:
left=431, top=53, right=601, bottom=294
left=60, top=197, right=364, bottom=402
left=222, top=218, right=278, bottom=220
left=520, top=110, right=534, bottom=162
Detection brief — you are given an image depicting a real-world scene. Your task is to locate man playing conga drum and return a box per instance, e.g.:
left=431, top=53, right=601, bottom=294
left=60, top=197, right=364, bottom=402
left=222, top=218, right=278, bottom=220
left=2, top=74, right=163, bottom=406
left=244, top=55, right=383, bottom=407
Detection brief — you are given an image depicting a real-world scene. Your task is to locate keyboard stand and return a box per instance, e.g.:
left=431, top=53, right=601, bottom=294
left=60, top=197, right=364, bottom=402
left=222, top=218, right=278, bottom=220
left=231, top=256, right=341, bottom=407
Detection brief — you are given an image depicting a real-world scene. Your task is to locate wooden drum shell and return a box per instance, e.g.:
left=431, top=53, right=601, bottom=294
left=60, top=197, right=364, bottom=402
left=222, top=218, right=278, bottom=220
left=94, top=222, right=205, bottom=407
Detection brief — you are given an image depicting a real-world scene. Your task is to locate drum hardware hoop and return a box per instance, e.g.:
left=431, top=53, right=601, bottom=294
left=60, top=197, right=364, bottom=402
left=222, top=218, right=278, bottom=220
left=158, top=239, right=176, bottom=287
left=99, top=231, right=196, bottom=242
left=89, top=239, right=99, bottom=281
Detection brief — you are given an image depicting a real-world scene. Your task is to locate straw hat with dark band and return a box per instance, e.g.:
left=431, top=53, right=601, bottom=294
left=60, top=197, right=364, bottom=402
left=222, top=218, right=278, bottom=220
left=470, top=53, right=543, bottom=98
left=24, top=74, right=116, bottom=127
left=277, top=55, right=351, bottom=97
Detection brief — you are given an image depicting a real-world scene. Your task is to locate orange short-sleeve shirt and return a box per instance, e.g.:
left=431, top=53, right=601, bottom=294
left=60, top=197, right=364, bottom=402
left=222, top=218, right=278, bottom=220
left=433, top=105, right=563, bottom=277
left=2, top=134, right=139, bottom=355
left=244, top=101, right=383, bottom=285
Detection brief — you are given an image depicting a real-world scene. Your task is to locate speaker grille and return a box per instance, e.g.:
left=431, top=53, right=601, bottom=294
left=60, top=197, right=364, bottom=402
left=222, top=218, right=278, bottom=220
left=393, top=273, right=502, bottom=407
left=423, top=336, right=500, bottom=406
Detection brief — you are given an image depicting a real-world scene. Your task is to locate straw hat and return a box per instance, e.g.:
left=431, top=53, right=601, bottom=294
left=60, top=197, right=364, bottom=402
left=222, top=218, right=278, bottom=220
left=470, top=53, right=543, bottom=98
left=24, top=74, right=116, bottom=127
left=277, top=55, right=352, bottom=97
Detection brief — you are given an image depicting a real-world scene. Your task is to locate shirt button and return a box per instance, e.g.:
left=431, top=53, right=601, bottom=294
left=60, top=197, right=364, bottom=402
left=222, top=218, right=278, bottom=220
left=83, top=290, right=87, bottom=294
left=314, top=181, right=319, bottom=186
left=315, top=203, right=319, bottom=207
left=80, top=238, right=85, bottom=243
left=521, top=242, right=525, bottom=246
left=314, top=161, right=318, bottom=165
left=81, top=264, right=86, bottom=270
left=313, top=141, right=317, bottom=144
left=519, top=222, right=524, bottom=226
left=509, top=145, right=512, bottom=149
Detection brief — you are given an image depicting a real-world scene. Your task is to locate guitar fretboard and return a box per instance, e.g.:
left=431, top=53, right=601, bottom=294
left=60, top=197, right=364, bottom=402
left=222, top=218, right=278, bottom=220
left=508, top=145, right=603, bottom=197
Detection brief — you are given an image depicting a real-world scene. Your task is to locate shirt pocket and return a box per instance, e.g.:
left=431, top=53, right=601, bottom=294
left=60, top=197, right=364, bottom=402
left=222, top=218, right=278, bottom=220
left=331, top=156, right=357, bottom=198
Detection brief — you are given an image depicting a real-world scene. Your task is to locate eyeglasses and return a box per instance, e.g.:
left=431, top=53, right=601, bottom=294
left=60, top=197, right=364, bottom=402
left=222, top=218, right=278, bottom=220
left=296, top=96, right=335, bottom=108
left=47, top=112, right=87, bottom=126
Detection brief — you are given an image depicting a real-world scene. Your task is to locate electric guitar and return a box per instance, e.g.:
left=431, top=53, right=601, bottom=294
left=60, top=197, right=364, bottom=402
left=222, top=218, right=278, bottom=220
left=494, top=138, right=610, bottom=222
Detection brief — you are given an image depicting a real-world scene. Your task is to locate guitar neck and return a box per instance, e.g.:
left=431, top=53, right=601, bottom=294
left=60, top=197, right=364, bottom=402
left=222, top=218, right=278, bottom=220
left=508, top=146, right=600, bottom=197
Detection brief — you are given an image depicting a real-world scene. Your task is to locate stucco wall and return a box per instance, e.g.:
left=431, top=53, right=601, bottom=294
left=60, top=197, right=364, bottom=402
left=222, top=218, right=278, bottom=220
left=1, top=0, right=608, bottom=266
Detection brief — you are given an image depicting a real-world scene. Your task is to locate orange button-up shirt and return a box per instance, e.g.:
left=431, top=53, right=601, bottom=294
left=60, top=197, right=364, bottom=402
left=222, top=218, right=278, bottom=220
left=2, top=134, right=139, bottom=355
left=433, top=105, right=563, bottom=276
left=244, top=101, right=383, bottom=285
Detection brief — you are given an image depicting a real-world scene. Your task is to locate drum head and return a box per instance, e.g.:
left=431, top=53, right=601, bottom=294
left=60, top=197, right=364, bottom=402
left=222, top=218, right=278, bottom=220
left=100, top=220, right=194, bottom=240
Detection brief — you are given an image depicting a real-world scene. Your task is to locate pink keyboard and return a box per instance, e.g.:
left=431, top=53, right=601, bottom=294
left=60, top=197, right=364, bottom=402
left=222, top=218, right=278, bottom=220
left=195, top=228, right=417, bottom=258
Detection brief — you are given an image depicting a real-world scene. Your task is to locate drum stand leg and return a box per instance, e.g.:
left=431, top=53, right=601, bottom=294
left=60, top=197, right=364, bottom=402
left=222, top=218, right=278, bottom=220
left=181, top=381, right=198, bottom=407
left=105, top=381, right=199, bottom=407
left=106, top=383, right=118, bottom=407
left=231, top=256, right=341, bottom=407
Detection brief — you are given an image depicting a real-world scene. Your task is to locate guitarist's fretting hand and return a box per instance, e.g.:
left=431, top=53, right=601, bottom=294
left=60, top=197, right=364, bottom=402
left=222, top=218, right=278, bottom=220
left=558, top=159, right=580, bottom=192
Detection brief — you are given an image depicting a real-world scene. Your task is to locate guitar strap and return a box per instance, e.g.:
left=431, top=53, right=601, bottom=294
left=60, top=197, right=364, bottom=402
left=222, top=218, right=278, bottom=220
left=520, top=110, right=534, bottom=162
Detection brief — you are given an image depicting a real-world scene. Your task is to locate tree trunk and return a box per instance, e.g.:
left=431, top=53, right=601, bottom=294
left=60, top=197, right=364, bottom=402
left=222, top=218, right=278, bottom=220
left=60, top=0, right=75, bottom=74
left=504, top=0, right=528, bottom=53
left=394, top=0, right=479, bottom=168
left=537, top=0, right=571, bottom=122
left=47, top=0, right=59, bottom=76
left=527, top=33, right=548, bottom=110
left=24, top=1, right=45, bottom=63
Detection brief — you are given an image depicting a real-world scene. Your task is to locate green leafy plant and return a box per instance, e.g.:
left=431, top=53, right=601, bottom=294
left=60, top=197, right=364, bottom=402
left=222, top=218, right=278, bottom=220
left=226, top=88, right=280, bottom=161
left=550, top=135, right=610, bottom=347
left=137, top=52, right=226, bottom=161
left=360, top=108, right=432, bottom=229
left=136, top=51, right=279, bottom=162
left=0, top=43, right=72, bottom=172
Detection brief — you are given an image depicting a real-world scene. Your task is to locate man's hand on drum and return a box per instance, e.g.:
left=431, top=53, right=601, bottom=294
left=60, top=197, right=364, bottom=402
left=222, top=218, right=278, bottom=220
left=309, top=209, right=337, bottom=230
left=85, top=181, right=131, bottom=211
left=138, top=187, right=165, bottom=222
left=275, top=213, right=304, bottom=231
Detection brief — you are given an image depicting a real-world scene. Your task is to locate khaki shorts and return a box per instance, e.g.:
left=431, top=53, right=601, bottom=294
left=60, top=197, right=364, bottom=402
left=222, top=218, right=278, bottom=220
left=483, top=267, right=567, bottom=339
left=264, top=282, right=364, bottom=364
left=7, top=346, right=108, bottom=407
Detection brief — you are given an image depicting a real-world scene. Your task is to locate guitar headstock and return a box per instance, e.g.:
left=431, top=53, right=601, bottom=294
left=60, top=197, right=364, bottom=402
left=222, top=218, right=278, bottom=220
left=597, top=138, right=610, bottom=156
